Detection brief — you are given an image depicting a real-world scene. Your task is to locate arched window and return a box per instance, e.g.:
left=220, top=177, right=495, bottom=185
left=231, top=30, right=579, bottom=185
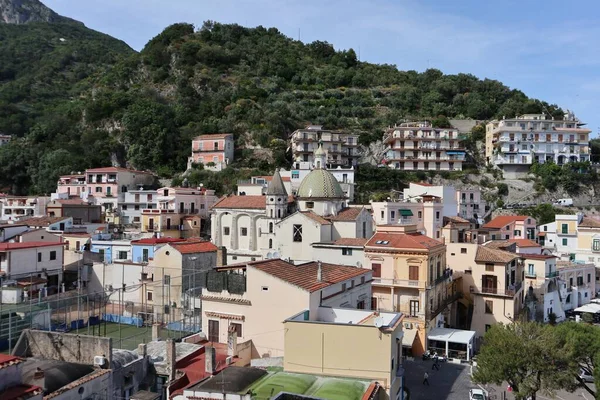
left=269, top=222, right=273, bottom=233
left=270, top=209, right=273, bottom=218
left=269, top=239, right=273, bottom=249
left=278, top=209, right=282, bottom=218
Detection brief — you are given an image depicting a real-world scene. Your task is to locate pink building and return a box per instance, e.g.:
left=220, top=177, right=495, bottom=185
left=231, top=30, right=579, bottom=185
left=189, top=134, right=234, bottom=171
left=481, top=215, right=537, bottom=241
left=56, top=174, right=86, bottom=197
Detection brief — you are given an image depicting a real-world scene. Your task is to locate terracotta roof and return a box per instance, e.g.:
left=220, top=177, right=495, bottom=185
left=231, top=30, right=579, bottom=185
left=333, top=238, right=369, bottom=246
left=193, top=133, right=233, bottom=140
left=482, top=215, right=530, bottom=229
left=475, top=246, right=520, bottom=264
left=538, top=232, right=546, bottom=237
left=204, top=311, right=244, bottom=321
left=579, top=217, right=600, bottom=228
left=255, top=175, right=291, bottom=182
left=0, top=354, right=23, bottom=369
left=201, top=295, right=252, bottom=305
left=0, top=242, right=65, bottom=251
left=483, top=240, right=514, bottom=250
left=20, top=216, right=70, bottom=227
left=524, top=254, right=557, bottom=260
left=300, top=211, right=331, bottom=225
left=1, top=384, right=42, bottom=399
left=170, top=241, right=218, bottom=254
left=132, top=238, right=185, bottom=245
left=59, top=174, right=85, bottom=179
left=444, top=216, right=470, bottom=224
left=328, top=207, right=364, bottom=221
left=212, top=195, right=294, bottom=209
left=365, top=232, right=444, bottom=250
left=508, top=238, right=541, bottom=248
left=16, top=277, right=47, bottom=286
left=45, top=369, right=111, bottom=399
left=251, top=259, right=370, bottom=292
left=85, top=166, right=153, bottom=174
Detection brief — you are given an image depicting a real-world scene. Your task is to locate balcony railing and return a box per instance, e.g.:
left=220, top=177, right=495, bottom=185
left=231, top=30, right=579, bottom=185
left=471, top=281, right=523, bottom=297
left=427, top=291, right=462, bottom=319
left=545, top=271, right=558, bottom=278
left=432, top=269, right=453, bottom=286
left=372, top=277, right=425, bottom=288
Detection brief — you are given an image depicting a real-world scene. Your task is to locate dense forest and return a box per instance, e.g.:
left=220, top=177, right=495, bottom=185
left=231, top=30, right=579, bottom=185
left=0, top=18, right=567, bottom=195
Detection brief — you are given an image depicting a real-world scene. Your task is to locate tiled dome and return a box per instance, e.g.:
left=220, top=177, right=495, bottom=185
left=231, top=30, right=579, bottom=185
left=297, top=169, right=345, bottom=199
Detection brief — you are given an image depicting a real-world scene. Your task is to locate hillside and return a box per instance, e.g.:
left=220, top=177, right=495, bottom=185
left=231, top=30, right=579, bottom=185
left=0, top=0, right=80, bottom=24
left=0, top=13, right=567, bottom=195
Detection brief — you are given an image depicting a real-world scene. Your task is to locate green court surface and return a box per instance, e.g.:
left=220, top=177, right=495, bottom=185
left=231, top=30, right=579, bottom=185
left=71, top=322, right=193, bottom=350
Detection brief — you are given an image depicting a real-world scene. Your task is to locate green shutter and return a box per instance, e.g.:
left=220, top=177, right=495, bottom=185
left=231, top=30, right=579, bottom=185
left=399, top=209, right=413, bottom=217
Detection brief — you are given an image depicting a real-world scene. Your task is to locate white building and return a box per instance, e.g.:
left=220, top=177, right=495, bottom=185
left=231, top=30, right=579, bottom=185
left=290, top=125, right=360, bottom=168
left=456, top=188, right=487, bottom=222
left=0, top=196, right=50, bottom=221
left=120, top=189, right=158, bottom=225
left=311, top=238, right=367, bottom=267
left=485, top=112, right=591, bottom=177
left=0, top=241, right=64, bottom=288
left=557, top=260, right=596, bottom=311
left=383, top=122, right=467, bottom=171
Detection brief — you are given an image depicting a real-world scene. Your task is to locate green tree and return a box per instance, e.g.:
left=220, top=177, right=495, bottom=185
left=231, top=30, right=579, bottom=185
left=473, top=322, right=574, bottom=400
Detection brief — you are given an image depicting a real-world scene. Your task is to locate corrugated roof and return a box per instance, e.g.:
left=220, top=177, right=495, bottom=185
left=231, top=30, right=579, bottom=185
left=251, top=259, right=370, bottom=292
left=475, top=246, right=520, bottom=264
left=482, top=215, right=530, bottom=229
left=365, top=232, right=444, bottom=250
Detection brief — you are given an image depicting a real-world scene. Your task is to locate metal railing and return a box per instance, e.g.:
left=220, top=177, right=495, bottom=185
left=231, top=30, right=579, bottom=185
left=471, top=280, right=523, bottom=297
left=372, top=277, right=424, bottom=288
left=545, top=271, right=558, bottom=278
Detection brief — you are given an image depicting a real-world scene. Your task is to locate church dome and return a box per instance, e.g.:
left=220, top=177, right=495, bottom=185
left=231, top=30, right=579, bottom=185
left=297, top=169, right=346, bottom=199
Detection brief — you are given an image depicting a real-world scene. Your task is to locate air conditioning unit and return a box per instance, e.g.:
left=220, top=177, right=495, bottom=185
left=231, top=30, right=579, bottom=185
left=404, top=322, right=413, bottom=330
left=93, top=355, right=106, bottom=366
left=226, top=356, right=233, bottom=365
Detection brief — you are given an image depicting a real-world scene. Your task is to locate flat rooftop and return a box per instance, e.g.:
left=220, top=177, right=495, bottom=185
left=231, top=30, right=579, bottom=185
left=286, top=307, right=402, bottom=329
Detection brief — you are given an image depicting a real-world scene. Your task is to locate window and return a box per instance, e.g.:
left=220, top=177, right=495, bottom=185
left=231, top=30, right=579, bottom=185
left=562, top=238, right=568, bottom=246
left=122, top=205, right=128, bottom=210
left=342, top=248, right=352, bottom=256
left=164, top=275, right=171, bottom=285
left=95, top=186, right=102, bottom=193
left=435, top=211, right=440, bottom=220
left=485, top=263, right=494, bottom=272
left=390, top=210, right=395, bottom=221
left=269, top=239, right=273, bottom=249
left=147, top=291, right=153, bottom=301
left=240, top=227, right=248, bottom=236
left=223, top=227, right=230, bottom=235
left=372, top=263, right=381, bottom=278
left=292, top=171, right=300, bottom=179
left=293, top=224, right=303, bottom=242
left=593, top=239, right=600, bottom=252
left=261, top=286, right=269, bottom=291
left=514, top=230, right=521, bottom=237
left=37, top=253, right=42, bottom=262
left=485, top=324, right=492, bottom=332
left=588, top=274, right=591, bottom=283
left=409, top=265, right=419, bottom=281
left=306, top=201, right=314, bottom=209
left=460, top=248, right=467, bottom=254
left=418, top=211, right=422, bottom=219
left=268, top=222, right=273, bottom=233
left=562, top=224, right=568, bottom=234
left=214, top=141, right=219, bottom=150
left=134, top=205, right=139, bottom=210
left=118, top=251, right=127, bottom=260
left=544, top=226, right=548, bottom=232
left=230, top=323, right=242, bottom=338
left=527, top=264, right=535, bottom=276
left=380, top=211, right=384, bottom=219
left=485, top=300, right=493, bottom=314
left=409, top=300, right=419, bottom=317
left=356, top=300, right=365, bottom=309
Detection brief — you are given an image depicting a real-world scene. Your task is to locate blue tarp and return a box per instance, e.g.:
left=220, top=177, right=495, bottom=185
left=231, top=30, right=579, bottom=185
left=70, top=319, right=85, bottom=330
left=102, top=313, right=143, bottom=327
left=166, top=321, right=201, bottom=333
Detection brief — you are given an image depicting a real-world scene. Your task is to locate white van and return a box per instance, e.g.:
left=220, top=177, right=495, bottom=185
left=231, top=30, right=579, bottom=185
left=553, top=198, right=573, bottom=207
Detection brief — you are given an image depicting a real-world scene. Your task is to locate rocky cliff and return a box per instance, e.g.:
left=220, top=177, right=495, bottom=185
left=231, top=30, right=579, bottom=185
left=0, top=0, right=81, bottom=24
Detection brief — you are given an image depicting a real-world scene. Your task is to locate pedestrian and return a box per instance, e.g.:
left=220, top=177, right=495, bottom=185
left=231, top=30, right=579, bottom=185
left=423, top=371, right=430, bottom=385
left=432, top=357, right=440, bottom=370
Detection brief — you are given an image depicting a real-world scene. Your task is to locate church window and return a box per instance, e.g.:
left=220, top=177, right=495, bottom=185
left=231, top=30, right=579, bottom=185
left=293, top=224, right=303, bottom=242
left=269, top=239, right=273, bottom=249
left=241, top=227, right=248, bottom=236
left=269, top=222, right=273, bottom=233
left=278, top=209, right=282, bottom=218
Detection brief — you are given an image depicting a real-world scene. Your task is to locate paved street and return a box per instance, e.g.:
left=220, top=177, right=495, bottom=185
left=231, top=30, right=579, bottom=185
left=404, top=359, right=595, bottom=400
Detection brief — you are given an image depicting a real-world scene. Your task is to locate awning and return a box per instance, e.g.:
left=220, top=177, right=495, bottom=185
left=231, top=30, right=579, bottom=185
left=399, top=209, right=413, bottom=217
left=402, top=329, right=417, bottom=347
left=427, top=328, right=476, bottom=345
left=574, top=303, right=600, bottom=314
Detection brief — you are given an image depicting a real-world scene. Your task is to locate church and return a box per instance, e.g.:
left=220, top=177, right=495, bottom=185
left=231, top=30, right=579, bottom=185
left=210, top=141, right=373, bottom=264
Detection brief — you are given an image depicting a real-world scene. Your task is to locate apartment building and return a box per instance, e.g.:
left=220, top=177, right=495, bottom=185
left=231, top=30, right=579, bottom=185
left=364, top=224, right=458, bottom=356
left=56, top=174, right=86, bottom=198
left=119, top=189, right=157, bottom=225
left=0, top=196, right=50, bottom=221
left=538, top=213, right=600, bottom=265
left=383, top=122, right=467, bottom=171
left=456, top=188, right=487, bottom=222
left=485, top=112, right=591, bottom=177
left=522, top=254, right=563, bottom=323
left=480, top=215, right=537, bottom=241
left=371, top=195, right=444, bottom=240
left=0, top=241, right=65, bottom=288
left=141, top=187, right=218, bottom=238
left=557, top=260, right=596, bottom=311
left=46, top=199, right=102, bottom=224
left=290, top=125, right=359, bottom=167
left=284, top=307, right=404, bottom=398
left=200, top=259, right=372, bottom=359
left=447, top=243, right=524, bottom=339
left=188, top=133, right=234, bottom=171
left=85, top=167, right=155, bottom=216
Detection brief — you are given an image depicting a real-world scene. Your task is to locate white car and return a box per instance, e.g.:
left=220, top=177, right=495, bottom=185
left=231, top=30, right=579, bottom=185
left=579, top=369, right=594, bottom=383
left=469, top=388, right=487, bottom=400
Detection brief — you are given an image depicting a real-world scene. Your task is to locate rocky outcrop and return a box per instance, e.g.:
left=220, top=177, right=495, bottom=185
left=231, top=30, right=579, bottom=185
left=0, top=0, right=82, bottom=24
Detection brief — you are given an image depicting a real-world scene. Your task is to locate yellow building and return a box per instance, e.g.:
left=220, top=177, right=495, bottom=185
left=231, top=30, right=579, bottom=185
left=364, top=224, right=460, bottom=356
left=284, top=307, right=404, bottom=399
left=447, top=243, right=524, bottom=340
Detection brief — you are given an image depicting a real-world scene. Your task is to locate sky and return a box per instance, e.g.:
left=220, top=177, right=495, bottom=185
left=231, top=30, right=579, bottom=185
left=45, top=0, right=600, bottom=136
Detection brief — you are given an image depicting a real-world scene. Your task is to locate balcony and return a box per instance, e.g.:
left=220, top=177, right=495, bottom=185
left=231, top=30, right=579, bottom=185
left=142, top=208, right=176, bottom=214
left=372, top=277, right=424, bottom=288
left=545, top=271, right=558, bottom=278
left=471, top=280, right=523, bottom=297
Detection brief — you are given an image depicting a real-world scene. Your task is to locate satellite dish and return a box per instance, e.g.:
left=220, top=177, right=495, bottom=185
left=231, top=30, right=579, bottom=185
left=374, top=316, right=384, bottom=328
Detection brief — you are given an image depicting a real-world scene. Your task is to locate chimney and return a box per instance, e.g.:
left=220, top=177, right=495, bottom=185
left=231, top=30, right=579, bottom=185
left=166, top=339, right=177, bottom=381
left=317, top=261, right=322, bottom=282
left=205, top=345, right=216, bottom=375
left=137, top=343, right=147, bottom=358
left=227, top=326, right=238, bottom=357
left=32, top=367, right=45, bottom=392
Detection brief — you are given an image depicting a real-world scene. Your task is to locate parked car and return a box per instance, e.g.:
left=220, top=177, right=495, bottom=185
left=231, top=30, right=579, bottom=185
left=553, top=198, right=574, bottom=207
left=579, top=369, right=594, bottom=383
left=469, top=388, right=486, bottom=400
